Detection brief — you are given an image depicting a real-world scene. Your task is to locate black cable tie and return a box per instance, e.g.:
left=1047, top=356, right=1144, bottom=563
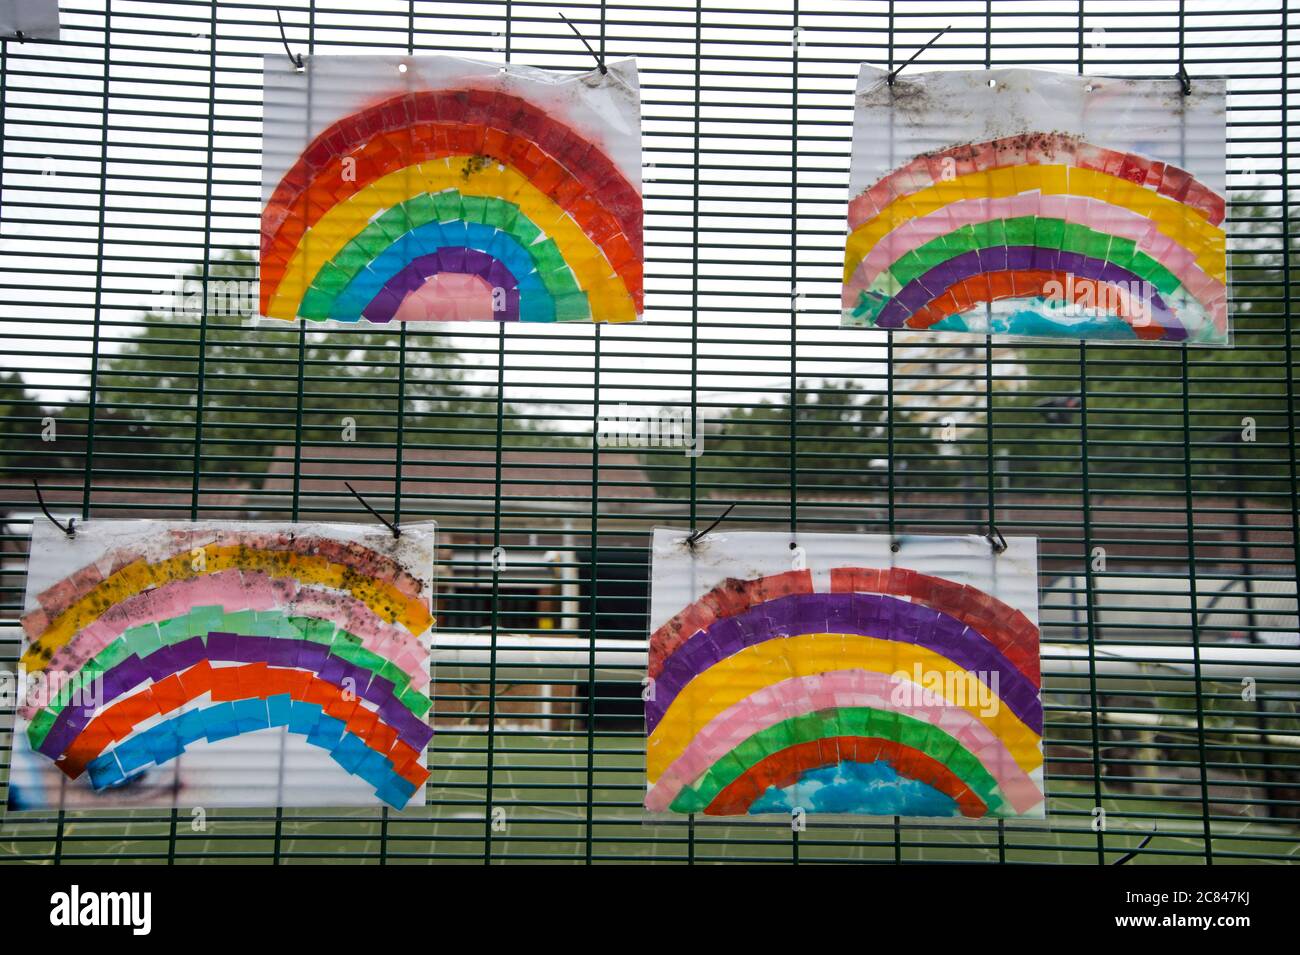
left=687, top=503, right=735, bottom=548
left=32, top=479, right=75, bottom=538
left=986, top=524, right=1008, bottom=554
left=559, top=12, right=607, bottom=75
left=1175, top=62, right=1191, bottom=96
left=1112, top=829, right=1156, bottom=865
left=345, top=481, right=400, bottom=539
left=887, top=25, right=949, bottom=86
left=275, top=8, right=304, bottom=70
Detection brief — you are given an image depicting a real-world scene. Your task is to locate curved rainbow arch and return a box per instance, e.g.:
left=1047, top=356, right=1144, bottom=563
left=669, top=709, right=1007, bottom=816
left=646, top=668, right=1043, bottom=815
left=709, top=737, right=986, bottom=817
left=319, top=214, right=584, bottom=323
left=645, top=593, right=1043, bottom=733
left=26, top=572, right=428, bottom=698
left=86, top=698, right=423, bottom=810
left=841, top=132, right=1227, bottom=343
left=645, top=567, right=1045, bottom=818
left=20, top=538, right=433, bottom=671
left=260, top=88, right=642, bottom=324
left=20, top=530, right=434, bottom=810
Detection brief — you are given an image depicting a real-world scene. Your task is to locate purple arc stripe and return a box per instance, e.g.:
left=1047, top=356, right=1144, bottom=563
left=874, top=246, right=1183, bottom=338
left=646, top=592, right=1042, bottom=735
left=361, top=248, right=521, bottom=323
left=37, top=632, right=431, bottom=760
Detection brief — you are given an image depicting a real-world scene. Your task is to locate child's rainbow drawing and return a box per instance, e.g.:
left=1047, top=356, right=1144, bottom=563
left=7, top=520, right=437, bottom=812
left=259, top=54, right=642, bottom=324
left=843, top=67, right=1228, bottom=344
left=645, top=530, right=1044, bottom=818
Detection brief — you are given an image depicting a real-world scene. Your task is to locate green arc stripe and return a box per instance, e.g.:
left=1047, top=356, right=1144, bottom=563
left=668, top=706, right=1007, bottom=815
left=875, top=215, right=1185, bottom=300
left=298, top=191, right=583, bottom=319
left=28, top=605, right=421, bottom=750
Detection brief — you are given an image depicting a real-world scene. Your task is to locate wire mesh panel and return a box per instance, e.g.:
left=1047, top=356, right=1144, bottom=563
left=0, top=0, right=1296, bottom=863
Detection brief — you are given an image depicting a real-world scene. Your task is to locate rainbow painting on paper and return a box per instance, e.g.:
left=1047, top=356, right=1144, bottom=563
left=259, top=54, right=643, bottom=324
left=645, top=530, right=1045, bottom=818
left=843, top=67, right=1228, bottom=344
left=6, top=520, right=437, bottom=812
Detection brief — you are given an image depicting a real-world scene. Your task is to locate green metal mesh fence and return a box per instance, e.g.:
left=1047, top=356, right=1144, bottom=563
left=0, top=0, right=1296, bottom=863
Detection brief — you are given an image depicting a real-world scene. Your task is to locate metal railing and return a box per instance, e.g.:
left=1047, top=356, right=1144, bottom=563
left=0, top=0, right=1296, bottom=863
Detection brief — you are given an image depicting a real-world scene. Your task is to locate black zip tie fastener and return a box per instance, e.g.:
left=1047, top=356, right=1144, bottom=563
left=32, top=479, right=75, bottom=538
left=1176, top=62, right=1191, bottom=96
left=345, top=481, right=400, bottom=539
left=1113, top=829, right=1156, bottom=865
left=686, top=503, right=735, bottom=549
left=887, top=25, right=949, bottom=86
left=276, top=8, right=304, bottom=70
left=559, top=12, right=607, bottom=75
left=986, top=524, right=1008, bottom=555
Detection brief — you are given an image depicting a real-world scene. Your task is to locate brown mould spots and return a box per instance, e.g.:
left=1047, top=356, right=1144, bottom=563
left=914, top=130, right=1081, bottom=165
left=461, top=155, right=492, bottom=179
left=857, top=75, right=938, bottom=119
left=579, top=65, right=639, bottom=115
left=720, top=577, right=748, bottom=602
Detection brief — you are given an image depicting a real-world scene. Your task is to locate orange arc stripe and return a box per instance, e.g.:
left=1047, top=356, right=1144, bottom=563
left=59, top=662, right=426, bottom=788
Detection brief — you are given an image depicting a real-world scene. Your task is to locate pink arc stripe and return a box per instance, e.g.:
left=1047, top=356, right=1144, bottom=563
left=847, top=137, right=1225, bottom=229
left=645, top=668, right=1043, bottom=816
left=24, top=569, right=429, bottom=719
left=29, top=530, right=424, bottom=625
left=843, top=193, right=1227, bottom=329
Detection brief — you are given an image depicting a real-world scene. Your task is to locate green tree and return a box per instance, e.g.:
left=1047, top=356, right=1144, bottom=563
left=643, top=379, right=961, bottom=499
left=0, top=371, right=47, bottom=474
left=35, top=252, right=576, bottom=481
left=991, top=194, right=1295, bottom=495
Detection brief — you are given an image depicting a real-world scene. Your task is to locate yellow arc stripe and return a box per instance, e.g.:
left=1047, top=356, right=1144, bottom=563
left=266, top=157, right=637, bottom=323
left=646, top=632, right=1043, bottom=780
left=843, top=164, right=1226, bottom=284
left=22, top=546, right=433, bottom=673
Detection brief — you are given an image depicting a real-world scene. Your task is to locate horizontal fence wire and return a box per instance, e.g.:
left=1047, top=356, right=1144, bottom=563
left=0, top=0, right=1296, bottom=863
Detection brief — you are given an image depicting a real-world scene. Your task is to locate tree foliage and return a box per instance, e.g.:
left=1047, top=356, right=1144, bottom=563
left=2, top=253, right=576, bottom=480
left=991, top=195, right=1294, bottom=494
left=645, top=379, right=961, bottom=498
